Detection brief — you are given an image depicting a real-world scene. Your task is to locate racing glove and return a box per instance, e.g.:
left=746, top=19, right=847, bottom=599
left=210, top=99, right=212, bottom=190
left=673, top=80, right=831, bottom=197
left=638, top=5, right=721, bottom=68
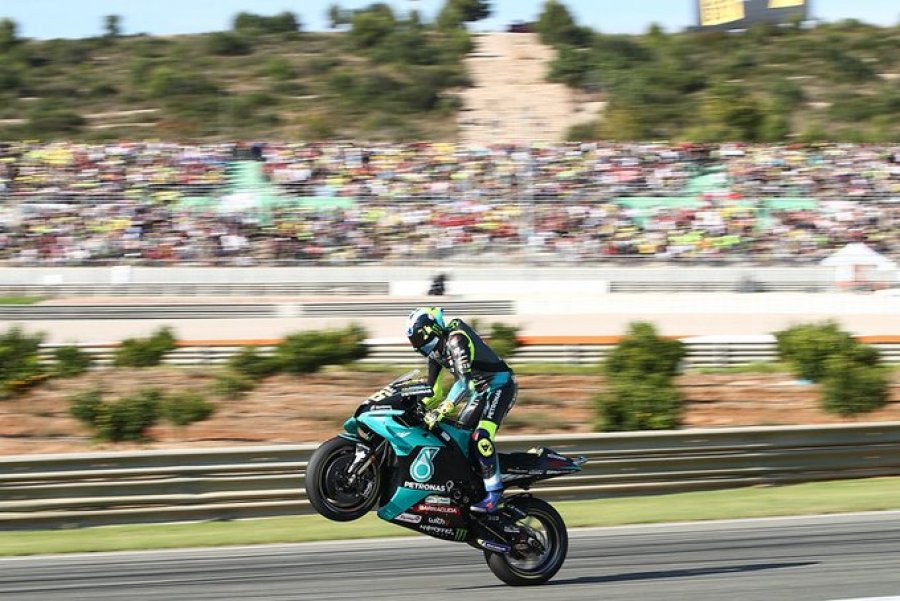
left=423, top=399, right=455, bottom=429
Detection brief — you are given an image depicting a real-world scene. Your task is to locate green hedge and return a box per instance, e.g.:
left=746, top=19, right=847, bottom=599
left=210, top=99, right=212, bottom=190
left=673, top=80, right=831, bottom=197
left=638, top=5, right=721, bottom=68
left=775, top=321, right=858, bottom=382
left=275, top=324, right=368, bottom=374
left=0, top=326, right=46, bottom=399
left=595, top=322, right=685, bottom=432
left=113, top=327, right=177, bottom=368
left=51, top=345, right=94, bottom=378
left=775, top=321, right=889, bottom=416
left=71, top=388, right=215, bottom=442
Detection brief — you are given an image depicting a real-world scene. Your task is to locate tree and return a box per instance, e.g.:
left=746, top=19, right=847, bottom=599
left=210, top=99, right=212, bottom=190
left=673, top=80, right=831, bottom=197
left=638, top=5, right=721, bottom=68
left=327, top=4, right=349, bottom=29
left=0, top=19, right=19, bottom=52
left=104, top=15, right=121, bottom=39
left=233, top=11, right=302, bottom=35
left=536, top=0, right=591, bottom=48
left=349, top=4, right=397, bottom=49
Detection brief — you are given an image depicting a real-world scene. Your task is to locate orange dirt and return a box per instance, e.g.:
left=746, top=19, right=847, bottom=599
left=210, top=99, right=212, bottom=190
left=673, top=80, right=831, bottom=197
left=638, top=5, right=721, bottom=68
left=1, top=368, right=899, bottom=456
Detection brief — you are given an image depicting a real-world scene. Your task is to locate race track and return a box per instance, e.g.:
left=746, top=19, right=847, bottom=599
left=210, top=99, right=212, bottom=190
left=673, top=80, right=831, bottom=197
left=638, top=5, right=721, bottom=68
left=3, top=512, right=900, bottom=601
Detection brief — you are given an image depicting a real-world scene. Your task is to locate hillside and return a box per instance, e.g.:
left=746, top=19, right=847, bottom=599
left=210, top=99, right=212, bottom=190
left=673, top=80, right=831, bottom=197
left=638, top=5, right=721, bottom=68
left=459, top=33, right=603, bottom=144
left=0, top=14, right=467, bottom=141
left=1, top=8, right=898, bottom=143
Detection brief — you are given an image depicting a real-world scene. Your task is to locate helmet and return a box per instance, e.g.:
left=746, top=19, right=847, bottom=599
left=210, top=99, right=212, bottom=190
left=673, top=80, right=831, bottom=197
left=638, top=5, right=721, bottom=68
left=406, top=307, right=446, bottom=356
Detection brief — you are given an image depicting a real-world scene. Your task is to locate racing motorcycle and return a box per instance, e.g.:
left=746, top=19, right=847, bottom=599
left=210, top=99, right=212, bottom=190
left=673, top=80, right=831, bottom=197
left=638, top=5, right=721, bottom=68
left=305, top=370, right=586, bottom=586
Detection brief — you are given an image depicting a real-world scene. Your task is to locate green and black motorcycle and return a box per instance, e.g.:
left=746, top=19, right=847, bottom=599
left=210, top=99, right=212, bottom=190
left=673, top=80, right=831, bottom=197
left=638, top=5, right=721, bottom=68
left=305, top=370, right=586, bottom=586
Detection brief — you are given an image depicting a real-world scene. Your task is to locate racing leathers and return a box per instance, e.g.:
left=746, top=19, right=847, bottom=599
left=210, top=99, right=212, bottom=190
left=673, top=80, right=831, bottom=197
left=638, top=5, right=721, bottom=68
left=421, top=318, right=517, bottom=513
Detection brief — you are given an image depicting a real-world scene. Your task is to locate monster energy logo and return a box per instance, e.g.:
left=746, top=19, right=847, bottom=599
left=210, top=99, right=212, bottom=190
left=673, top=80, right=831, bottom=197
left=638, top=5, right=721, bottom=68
left=410, top=447, right=441, bottom=483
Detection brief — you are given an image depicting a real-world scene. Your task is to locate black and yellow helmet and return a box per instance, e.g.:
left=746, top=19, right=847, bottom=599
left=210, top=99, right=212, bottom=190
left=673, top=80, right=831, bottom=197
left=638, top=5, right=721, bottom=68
left=406, top=307, right=446, bottom=356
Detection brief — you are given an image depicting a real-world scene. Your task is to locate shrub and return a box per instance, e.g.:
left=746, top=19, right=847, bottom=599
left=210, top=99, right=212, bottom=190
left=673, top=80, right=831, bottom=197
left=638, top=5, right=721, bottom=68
left=206, top=32, right=253, bottom=56
left=161, top=392, right=214, bottom=426
left=604, top=322, right=685, bottom=380
left=594, top=321, right=685, bottom=432
left=213, top=372, right=256, bottom=398
left=488, top=323, right=521, bottom=359
left=70, top=389, right=103, bottom=425
left=275, top=324, right=368, bottom=374
left=51, top=345, right=93, bottom=378
left=774, top=321, right=858, bottom=382
left=594, top=376, right=682, bottom=431
left=820, top=354, right=889, bottom=417
left=71, top=388, right=161, bottom=442
left=0, top=326, right=46, bottom=399
left=227, top=346, right=281, bottom=380
left=113, top=327, right=177, bottom=368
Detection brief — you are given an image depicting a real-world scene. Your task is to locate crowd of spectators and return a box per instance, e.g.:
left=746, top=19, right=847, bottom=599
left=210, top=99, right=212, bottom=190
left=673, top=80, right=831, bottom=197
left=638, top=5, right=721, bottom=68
left=0, top=142, right=897, bottom=266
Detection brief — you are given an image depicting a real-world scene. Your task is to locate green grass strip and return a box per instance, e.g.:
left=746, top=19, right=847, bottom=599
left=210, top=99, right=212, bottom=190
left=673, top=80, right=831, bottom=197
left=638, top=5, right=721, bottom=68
left=0, top=296, right=44, bottom=305
left=3, top=477, right=900, bottom=556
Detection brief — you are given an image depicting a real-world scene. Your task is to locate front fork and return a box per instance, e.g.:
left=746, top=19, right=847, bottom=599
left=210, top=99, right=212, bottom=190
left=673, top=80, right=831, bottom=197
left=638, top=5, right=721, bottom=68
left=346, top=442, right=379, bottom=486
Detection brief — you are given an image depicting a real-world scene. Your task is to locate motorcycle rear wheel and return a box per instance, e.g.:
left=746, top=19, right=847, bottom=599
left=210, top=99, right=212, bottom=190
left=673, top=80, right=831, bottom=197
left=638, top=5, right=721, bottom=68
left=484, top=497, right=568, bottom=586
left=305, top=437, right=380, bottom=522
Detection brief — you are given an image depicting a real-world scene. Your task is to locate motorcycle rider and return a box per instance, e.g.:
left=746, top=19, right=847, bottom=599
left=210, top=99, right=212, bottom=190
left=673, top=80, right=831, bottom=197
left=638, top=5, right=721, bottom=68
left=405, top=307, right=517, bottom=513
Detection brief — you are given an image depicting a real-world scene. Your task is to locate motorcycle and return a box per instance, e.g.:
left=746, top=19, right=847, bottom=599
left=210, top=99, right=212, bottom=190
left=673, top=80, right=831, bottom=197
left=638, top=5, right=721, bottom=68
left=305, top=370, right=587, bottom=586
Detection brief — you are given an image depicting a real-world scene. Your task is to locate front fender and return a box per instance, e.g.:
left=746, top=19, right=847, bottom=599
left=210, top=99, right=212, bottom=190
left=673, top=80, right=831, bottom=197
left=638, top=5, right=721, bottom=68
left=340, top=417, right=362, bottom=442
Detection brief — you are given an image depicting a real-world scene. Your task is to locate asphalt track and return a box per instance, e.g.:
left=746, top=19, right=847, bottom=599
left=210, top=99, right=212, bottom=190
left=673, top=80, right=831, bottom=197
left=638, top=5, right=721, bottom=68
left=3, top=512, right=900, bottom=601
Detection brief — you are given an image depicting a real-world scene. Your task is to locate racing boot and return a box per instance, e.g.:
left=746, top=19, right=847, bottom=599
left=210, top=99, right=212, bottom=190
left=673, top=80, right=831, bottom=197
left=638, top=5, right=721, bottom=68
left=470, top=488, right=503, bottom=513
left=470, top=426, right=503, bottom=513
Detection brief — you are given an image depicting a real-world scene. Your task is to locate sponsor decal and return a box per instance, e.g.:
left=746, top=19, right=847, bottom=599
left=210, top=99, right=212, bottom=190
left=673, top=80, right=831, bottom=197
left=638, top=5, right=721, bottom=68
left=454, top=528, right=468, bottom=541
left=403, top=481, right=447, bottom=492
left=395, top=512, right=422, bottom=525
left=420, top=525, right=454, bottom=538
left=478, top=539, right=510, bottom=553
left=425, top=495, right=452, bottom=505
left=369, top=405, right=393, bottom=411
left=477, top=438, right=494, bottom=457
left=503, top=525, right=521, bottom=534
left=410, top=447, right=441, bottom=483
left=414, top=503, right=462, bottom=516
left=426, top=516, right=449, bottom=526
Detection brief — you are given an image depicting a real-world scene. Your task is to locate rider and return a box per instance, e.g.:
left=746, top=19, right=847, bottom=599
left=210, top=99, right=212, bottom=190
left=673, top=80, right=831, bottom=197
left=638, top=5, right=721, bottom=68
left=405, top=307, right=517, bottom=514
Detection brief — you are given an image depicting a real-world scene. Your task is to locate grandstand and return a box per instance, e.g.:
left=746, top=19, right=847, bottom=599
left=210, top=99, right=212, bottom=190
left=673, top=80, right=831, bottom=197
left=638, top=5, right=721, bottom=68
left=0, top=142, right=897, bottom=266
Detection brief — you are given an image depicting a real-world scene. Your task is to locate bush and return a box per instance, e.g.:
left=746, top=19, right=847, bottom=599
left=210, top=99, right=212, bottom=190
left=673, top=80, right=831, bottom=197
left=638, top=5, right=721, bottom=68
left=213, top=372, right=256, bottom=398
left=206, top=32, right=253, bottom=56
left=488, top=323, right=521, bottom=359
left=71, top=388, right=162, bottom=442
left=161, top=392, right=214, bottom=426
left=227, top=346, right=281, bottom=380
left=594, top=376, right=682, bottom=431
left=820, top=354, right=889, bottom=417
left=0, top=326, right=46, bottom=399
left=113, top=327, right=177, bottom=368
left=594, top=322, right=685, bottom=432
left=604, top=322, right=685, bottom=380
left=70, top=389, right=103, bottom=425
left=774, top=321, right=858, bottom=382
left=51, top=345, right=93, bottom=378
left=275, top=324, right=368, bottom=374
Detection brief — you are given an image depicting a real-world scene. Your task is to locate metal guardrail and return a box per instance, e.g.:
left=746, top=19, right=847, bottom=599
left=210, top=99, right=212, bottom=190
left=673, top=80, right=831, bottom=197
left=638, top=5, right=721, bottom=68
left=3, top=423, right=900, bottom=529
left=32, top=340, right=900, bottom=368
left=0, top=282, right=390, bottom=298
left=0, top=300, right=514, bottom=321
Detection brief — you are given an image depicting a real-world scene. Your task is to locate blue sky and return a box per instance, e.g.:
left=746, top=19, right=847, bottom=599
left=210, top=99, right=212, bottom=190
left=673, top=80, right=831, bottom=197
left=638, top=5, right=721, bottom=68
left=1, top=0, right=896, bottom=39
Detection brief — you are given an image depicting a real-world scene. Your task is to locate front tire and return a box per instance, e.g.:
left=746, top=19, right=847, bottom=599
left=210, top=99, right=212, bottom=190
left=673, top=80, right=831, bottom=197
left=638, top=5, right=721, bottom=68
left=485, top=497, right=568, bottom=586
left=305, top=437, right=380, bottom=522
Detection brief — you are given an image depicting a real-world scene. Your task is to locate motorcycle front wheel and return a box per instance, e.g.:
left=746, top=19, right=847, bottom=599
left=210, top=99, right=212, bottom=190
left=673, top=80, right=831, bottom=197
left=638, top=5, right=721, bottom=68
left=305, top=437, right=380, bottom=522
left=484, top=497, right=568, bottom=586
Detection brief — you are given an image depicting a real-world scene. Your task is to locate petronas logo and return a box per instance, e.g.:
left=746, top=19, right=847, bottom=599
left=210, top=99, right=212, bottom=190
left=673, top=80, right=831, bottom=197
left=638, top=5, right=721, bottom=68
left=410, top=447, right=440, bottom=483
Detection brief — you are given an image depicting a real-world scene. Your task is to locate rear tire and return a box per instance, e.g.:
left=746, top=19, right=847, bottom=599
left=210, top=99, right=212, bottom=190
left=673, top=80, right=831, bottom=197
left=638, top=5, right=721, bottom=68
left=305, top=437, right=380, bottom=522
left=484, top=497, right=568, bottom=586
